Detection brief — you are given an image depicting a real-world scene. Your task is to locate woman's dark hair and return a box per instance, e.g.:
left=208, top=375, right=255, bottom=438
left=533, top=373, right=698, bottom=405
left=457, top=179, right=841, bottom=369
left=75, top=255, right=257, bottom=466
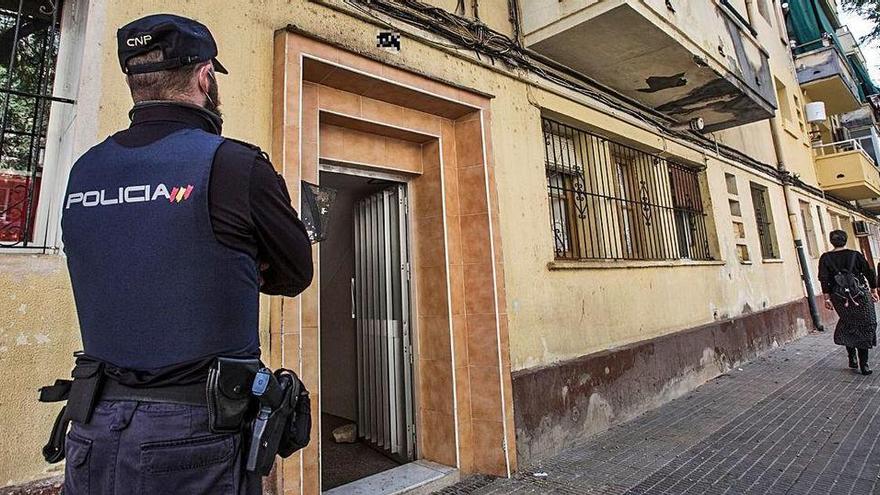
left=829, top=229, right=848, bottom=248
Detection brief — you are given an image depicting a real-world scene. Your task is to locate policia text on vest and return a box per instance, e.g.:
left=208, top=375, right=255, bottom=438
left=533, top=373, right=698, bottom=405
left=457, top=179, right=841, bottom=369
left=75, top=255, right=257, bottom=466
left=66, top=183, right=196, bottom=208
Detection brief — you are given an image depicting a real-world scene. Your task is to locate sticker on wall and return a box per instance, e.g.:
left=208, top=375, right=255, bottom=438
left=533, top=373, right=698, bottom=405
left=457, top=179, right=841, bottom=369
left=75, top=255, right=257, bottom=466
left=377, top=31, right=401, bottom=51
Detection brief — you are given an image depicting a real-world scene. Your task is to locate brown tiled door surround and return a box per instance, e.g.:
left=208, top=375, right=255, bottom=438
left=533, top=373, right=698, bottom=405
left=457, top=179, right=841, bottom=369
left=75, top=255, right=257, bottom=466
left=269, top=31, right=516, bottom=494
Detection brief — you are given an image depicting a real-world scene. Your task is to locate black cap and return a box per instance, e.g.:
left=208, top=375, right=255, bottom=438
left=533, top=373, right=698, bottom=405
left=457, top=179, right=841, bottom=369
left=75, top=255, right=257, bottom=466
left=117, top=14, right=228, bottom=75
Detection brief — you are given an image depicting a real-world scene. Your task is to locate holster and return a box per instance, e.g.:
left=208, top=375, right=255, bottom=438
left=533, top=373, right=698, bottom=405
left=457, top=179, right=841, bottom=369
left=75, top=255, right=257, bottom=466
left=38, top=354, right=106, bottom=463
left=206, top=357, right=260, bottom=433
left=246, top=369, right=311, bottom=475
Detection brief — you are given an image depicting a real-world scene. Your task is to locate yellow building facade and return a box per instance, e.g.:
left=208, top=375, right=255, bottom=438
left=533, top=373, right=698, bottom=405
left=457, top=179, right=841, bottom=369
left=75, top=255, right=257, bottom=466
left=1, top=0, right=878, bottom=493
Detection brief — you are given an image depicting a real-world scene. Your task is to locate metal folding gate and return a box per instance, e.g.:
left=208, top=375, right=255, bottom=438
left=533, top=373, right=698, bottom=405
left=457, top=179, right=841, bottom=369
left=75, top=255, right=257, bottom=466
left=353, top=185, right=415, bottom=462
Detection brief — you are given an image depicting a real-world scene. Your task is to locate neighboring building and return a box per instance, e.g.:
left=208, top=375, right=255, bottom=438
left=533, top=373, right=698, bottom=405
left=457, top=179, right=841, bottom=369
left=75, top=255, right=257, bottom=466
left=787, top=0, right=880, bottom=259
left=0, top=0, right=878, bottom=494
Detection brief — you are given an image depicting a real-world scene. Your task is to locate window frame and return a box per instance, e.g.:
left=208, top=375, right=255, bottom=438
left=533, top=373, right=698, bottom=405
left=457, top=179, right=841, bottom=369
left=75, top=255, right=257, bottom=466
left=542, top=117, right=714, bottom=263
left=0, top=0, right=73, bottom=251
left=0, top=0, right=89, bottom=254
left=798, top=199, right=818, bottom=258
left=749, top=182, right=780, bottom=260
left=816, top=205, right=828, bottom=250
left=755, top=0, right=772, bottom=24
left=774, top=78, right=794, bottom=126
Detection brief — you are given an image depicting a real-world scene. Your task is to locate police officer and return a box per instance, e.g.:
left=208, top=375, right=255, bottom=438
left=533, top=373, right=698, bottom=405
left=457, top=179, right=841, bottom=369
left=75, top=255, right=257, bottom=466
left=56, top=14, right=312, bottom=495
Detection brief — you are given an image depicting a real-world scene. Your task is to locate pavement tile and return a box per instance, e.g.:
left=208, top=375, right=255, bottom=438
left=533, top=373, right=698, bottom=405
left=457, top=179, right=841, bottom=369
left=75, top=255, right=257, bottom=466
left=436, top=332, right=880, bottom=494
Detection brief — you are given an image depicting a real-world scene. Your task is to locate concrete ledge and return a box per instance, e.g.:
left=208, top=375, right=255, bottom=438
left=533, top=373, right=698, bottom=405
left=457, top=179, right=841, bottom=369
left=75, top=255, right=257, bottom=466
left=323, top=460, right=459, bottom=495
left=547, top=259, right=727, bottom=270
left=511, top=298, right=816, bottom=464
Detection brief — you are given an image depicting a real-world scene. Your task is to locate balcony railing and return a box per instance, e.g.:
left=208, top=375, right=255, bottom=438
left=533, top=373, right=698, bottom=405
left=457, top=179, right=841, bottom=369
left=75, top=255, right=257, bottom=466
left=813, top=139, right=880, bottom=201
left=813, top=139, right=877, bottom=166
left=794, top=43, right=862, bottom=115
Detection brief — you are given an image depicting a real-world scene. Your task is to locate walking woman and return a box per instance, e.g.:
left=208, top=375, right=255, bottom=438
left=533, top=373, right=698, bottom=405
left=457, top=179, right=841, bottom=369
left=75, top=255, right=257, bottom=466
left=819, top=230, right=879, bottom=375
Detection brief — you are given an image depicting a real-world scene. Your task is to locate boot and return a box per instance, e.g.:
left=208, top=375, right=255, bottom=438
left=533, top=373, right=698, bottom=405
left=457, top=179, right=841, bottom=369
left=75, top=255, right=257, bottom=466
left=858, top=348, right=873, bottom=376
left=848, top=347, right=859, bottom=369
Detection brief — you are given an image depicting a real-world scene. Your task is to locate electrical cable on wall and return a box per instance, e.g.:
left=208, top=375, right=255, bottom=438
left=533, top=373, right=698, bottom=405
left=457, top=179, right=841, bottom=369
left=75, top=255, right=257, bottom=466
left=339, top=0, right=877, bottom=219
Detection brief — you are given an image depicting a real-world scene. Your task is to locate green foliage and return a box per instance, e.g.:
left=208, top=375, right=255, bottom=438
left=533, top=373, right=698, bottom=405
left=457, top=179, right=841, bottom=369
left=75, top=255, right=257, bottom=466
left=842, top=0, right=880, bottom=42
left=0, top=12, right=59, bottom=173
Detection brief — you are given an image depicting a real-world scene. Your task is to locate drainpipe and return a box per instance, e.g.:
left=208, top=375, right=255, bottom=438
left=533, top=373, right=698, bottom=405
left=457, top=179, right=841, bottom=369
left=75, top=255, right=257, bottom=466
left=769, top=118, right=825, bottom=331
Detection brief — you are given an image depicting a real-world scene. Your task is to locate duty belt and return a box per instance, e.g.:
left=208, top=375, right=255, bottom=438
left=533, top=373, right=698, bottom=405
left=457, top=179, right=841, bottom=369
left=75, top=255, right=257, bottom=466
left=38, top=353, right=312, bottom=476
left=103, top=380, right=207, bottom=405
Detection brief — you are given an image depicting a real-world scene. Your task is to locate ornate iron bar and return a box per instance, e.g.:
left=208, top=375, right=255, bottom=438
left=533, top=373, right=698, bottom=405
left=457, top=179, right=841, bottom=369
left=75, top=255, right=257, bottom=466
left=0, top=0, right=69, bottom=249
left=543, top=117, right=712, bottom=262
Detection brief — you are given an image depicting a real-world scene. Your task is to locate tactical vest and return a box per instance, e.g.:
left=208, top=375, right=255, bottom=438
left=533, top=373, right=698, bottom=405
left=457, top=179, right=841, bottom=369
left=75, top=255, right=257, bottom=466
left=62, top=129, right=259, bottom=370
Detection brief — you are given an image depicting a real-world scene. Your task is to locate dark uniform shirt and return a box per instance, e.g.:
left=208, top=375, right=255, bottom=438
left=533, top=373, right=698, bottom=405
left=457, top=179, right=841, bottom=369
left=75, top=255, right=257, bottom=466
left=113, top=102, right=313, bottom=297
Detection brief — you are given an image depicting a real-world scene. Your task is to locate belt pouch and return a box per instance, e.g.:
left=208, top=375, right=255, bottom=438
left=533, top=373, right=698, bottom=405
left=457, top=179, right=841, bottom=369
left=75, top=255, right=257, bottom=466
left=277, top=370, right=311, bottom=458
left=66, top=361, right=104, bottom=424
left=207, top=357, right=260, bottom=432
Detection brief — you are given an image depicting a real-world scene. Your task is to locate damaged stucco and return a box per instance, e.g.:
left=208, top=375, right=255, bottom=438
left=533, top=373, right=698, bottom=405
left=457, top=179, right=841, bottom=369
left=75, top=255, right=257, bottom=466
left=511, top=300, right=813, bottom=463
left=521, top=0, right=776, bottom=131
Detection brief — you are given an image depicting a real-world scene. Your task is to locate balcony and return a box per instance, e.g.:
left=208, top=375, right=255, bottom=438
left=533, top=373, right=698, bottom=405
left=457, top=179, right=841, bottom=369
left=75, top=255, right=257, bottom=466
left=814, top=139, right=880, bottom=201
left=794, top=45, right=861, bottom=115
left=856, top=198, right=880, bottom=214
left=520, top=0, right=776, bottom=132
left=837, top=27, right=859, bottom=56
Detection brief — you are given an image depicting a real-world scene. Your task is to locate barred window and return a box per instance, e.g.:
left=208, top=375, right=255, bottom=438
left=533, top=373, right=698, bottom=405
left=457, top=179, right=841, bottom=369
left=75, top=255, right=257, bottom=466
left=543, top=117, right=712, bottom=261
left=749, top=183, right=779, bottom=259
left=0, top=0, right=68, bottom=248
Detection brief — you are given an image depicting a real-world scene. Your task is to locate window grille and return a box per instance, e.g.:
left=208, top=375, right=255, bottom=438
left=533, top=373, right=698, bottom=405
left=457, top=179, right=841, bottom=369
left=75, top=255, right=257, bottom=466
left=543, top=117, right=712, bottom=261
left=0, top=0, right=72, bottom=248
left=750, top=183, right=779, bottom=259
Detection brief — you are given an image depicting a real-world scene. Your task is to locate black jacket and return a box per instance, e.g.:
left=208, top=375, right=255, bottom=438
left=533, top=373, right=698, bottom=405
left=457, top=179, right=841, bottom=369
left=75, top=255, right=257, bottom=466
left=113, top=102, right=313, bottom=297
left=818, top=249, right=877, bottom=295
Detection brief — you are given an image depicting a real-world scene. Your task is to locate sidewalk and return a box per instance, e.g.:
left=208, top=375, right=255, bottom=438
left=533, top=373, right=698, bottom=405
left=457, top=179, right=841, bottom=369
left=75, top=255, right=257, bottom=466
left=438, top=331, right=880, bottom=495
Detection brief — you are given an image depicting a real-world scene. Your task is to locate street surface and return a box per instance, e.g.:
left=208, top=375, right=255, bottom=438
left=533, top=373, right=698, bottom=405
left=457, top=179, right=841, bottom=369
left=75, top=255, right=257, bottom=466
left=438, top=332, right=880, bottom=494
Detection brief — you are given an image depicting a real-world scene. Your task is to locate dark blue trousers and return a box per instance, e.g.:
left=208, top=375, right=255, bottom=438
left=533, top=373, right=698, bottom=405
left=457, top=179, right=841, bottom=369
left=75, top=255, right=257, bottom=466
left=63, top=401, right=262, bottom=495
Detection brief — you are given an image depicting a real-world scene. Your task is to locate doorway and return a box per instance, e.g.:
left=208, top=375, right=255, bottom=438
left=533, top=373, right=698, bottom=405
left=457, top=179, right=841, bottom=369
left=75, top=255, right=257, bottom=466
left=319, top=168, right=416, bottom=491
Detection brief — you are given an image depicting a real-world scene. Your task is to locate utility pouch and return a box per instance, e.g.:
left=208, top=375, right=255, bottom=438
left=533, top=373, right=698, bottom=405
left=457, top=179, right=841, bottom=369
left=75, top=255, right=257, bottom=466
left=38, top=354, right=105, bottom=464
left=206, top=357, right=260, bottom=433
left=278, top=371, right=311, bottom=458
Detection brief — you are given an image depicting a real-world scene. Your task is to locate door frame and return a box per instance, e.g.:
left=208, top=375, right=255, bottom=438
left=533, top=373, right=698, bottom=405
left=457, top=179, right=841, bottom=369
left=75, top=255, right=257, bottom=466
left=271, top=31, right=516, bottom=494
left=320, top=161, right=413, bottom=184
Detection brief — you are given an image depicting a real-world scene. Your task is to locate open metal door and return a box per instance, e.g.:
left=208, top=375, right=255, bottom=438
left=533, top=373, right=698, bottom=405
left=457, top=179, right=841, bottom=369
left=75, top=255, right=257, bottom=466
left=353, top=185, right=415, bottom=462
